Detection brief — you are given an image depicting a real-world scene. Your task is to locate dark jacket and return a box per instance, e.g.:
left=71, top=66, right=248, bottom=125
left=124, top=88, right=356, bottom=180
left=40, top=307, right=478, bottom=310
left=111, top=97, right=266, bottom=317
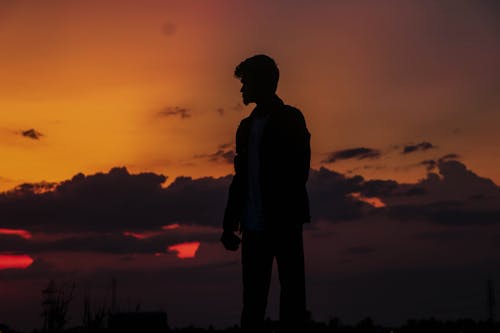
left=223, top=96, right=311, bottom=232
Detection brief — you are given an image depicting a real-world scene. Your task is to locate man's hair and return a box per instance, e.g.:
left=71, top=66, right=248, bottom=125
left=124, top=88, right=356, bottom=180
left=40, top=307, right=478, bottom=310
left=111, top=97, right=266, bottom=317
left=234, top=54, right=280, bottom=93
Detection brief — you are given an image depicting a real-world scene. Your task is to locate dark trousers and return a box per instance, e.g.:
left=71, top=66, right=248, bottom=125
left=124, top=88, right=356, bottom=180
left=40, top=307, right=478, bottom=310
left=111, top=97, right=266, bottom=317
left=240, top=227, right=306, bottom=332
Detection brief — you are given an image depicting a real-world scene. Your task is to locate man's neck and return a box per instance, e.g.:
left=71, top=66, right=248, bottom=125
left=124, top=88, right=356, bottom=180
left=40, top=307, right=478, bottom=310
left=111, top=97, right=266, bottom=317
left=256, top=94, right=280, bottom=107
left=253, top=94, right=282, bottom=117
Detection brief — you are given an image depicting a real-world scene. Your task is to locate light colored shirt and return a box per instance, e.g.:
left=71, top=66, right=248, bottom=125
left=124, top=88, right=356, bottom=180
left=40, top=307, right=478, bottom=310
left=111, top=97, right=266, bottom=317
left=242, top=114, right=270, bottom=230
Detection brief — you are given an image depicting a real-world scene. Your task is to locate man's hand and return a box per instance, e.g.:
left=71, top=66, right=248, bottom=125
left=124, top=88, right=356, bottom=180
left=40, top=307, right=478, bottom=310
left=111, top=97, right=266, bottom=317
left=220, top=231, right=241, bottom=251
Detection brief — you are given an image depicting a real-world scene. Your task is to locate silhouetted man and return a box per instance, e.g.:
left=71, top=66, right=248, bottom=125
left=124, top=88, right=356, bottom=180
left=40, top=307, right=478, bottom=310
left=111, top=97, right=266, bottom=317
left=221, top=54, right=311, bottom=332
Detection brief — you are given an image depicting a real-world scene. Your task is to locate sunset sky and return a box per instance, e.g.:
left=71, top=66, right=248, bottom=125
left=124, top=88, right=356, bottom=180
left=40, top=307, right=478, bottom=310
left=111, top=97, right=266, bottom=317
left=1, top=1, right=500, bottom=331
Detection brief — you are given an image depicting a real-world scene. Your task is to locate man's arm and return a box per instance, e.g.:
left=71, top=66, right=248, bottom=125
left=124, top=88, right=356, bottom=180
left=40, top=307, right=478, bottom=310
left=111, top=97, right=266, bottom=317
left=222, top=167, right=242, bottom=233
left=286, top=106, right=311, bottom=185
left=221, top=121, right=246, bottom=250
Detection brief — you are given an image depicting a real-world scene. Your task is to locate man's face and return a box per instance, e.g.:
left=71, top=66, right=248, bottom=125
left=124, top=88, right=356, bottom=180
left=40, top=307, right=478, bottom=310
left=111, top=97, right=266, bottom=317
left=240, top=78, right=259, bottom=105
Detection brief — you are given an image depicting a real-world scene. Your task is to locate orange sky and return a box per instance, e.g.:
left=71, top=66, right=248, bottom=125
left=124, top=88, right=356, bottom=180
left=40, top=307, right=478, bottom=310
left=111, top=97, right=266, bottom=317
left=1, top=0, right=499, bottom=189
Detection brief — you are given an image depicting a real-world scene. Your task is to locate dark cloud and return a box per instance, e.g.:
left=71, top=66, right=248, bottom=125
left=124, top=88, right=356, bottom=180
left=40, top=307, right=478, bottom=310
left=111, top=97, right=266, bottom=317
left=158, top=106, right=191, bottom=119
left=307, top=168, right=374, bottom=222
left=208, top=150, right=235, bottom=164
left=194, top=143, right=235, bottom=164
left=322, top=147, right=381, bottom=164
left=383, top=159, right=500, bottom=225
left=423, top=160, right=498, bottom=201
left=210, top=150, right=235, bottom=164
left=388, top=201, right=500, bottom=226
left=21, top=128, right=43, bottom=140
left=217, top=143, right=233, bottom=150
left=342, top=246, right=376, bottom=255
left=0, top=227, right=218, bottom=254
left=414, top=230, right=470, bottom=241
left=402, top=187, right=427, bottom=196
left=421, top=154, right=460, bottom=171
left=0, top=166, right=374, bottom=244
left=402, top=141, right=435, bottom=154
left=0, top=158, right=498, bottom=257
left=358, top=179, right=398, bottom=197
left=421, top=159, right=437, bottom=171
left=439, top=153, right=460, bottom=161
left=0, top=167, right=230, bottom=233
left=346, top=164, right=386, bottom=174
left=317, top=158, right=500, bottom=226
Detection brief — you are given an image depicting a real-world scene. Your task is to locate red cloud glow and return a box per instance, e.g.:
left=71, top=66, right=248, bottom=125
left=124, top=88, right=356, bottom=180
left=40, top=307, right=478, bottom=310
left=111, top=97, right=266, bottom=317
left=168, top=242, right=200, bottom=259
left=349, top=192, right=386, bottom=208
left=0, top=254, right=34, bottom=270
left=0, top=228, right=32, bottom=239
left=123, top=224, right=181, bottom=239
left=162, top=223, right=180, bottom=230
left=123, top=231, right=150, bottom=239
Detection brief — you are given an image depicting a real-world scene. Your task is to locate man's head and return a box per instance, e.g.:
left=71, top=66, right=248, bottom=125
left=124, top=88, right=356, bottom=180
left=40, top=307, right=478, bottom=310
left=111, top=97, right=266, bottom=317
left=234, top=54, right=279, bottom=105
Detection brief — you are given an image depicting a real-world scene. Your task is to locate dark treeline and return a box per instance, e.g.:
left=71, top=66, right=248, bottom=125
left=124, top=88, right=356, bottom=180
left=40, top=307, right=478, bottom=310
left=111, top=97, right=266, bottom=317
left=171, top=318, right=499, bottom=333
left=2, top=317, right=500, bottom=333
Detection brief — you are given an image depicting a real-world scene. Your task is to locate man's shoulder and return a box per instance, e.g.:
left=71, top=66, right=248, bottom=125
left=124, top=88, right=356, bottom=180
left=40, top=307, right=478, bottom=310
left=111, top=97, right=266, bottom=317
left=238, top=115, right=252, bottom=128
left=235, top=115, right=253, bottom=138
left=280, top=104, right=307, bottom=127
left=284, top=104, right=304, bottom=116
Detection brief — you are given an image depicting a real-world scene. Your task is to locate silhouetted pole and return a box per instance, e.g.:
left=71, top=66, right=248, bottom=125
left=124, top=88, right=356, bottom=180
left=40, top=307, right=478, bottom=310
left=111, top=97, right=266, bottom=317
left=487, top=279, right=495, bottom=322
left=111, top=277, right=117, bottom=313
left=83, top=286, right=91, bottom=328
left=41, top=280, right=57, bottom=331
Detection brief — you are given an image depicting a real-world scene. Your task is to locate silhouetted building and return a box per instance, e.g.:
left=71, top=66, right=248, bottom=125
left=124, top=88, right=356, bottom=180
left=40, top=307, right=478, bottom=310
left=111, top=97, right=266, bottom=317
left=108, top=311, right=169, bottom=333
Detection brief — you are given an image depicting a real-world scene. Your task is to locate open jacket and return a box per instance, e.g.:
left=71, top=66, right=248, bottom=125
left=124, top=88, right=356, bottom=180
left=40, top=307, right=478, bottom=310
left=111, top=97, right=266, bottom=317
left=223, top=96, right=311, bottom=232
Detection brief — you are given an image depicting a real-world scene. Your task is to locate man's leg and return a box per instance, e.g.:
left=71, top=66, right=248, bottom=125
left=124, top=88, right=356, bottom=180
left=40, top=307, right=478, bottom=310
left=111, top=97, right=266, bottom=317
left=275, top=227, right=306, bottom=331
left=241, top=230, right=274, bottom=332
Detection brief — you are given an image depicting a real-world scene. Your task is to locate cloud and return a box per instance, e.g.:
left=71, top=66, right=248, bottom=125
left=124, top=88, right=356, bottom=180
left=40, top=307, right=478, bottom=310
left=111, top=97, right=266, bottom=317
left=158, top=106, right=191, bottom=119
left=0, top=225, right=219, bottom=254
left=194, top=143, right=235, bottom=164
left=2, top=159, right=497, bottom=234
left=217, top=143, right=233, bottom=150
left=321, top=147, right=381, bottom=164
left=307, top=168, right=375, bottom=222
left=419, top=159, right=497, bottom=202
left=21, top=128, right=43, bottom=140
left=209, top=150, right=235, bottom=164
left=402, top=141, right=435, bottom=154
left=196, top=149, right=236, bottom=164
left=421, top=159, right=437, bottom=171
left=0, top=157, right=498, bottom=258
left=414, top=230, right=473, bottom=241
left=342, top=246, right=376, bottom=255
left=312, top=158, right=500, bottom=226
left=0, top=167, right=229, bottom=233
left=383, top=159, right=500, bottom=225
left=388, top=201, right=500, bottom=226
left=421, top=154, right=460, bottom=171
left=440, top=153, right=460, bottom=161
